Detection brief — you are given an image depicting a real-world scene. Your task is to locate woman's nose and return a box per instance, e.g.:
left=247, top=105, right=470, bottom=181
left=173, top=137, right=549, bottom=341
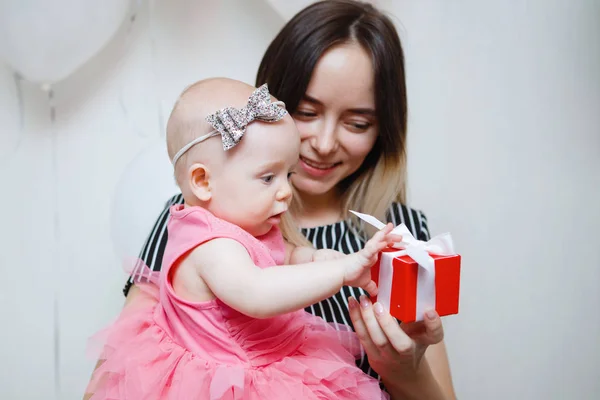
left=310, top=120, right=339, bottom=156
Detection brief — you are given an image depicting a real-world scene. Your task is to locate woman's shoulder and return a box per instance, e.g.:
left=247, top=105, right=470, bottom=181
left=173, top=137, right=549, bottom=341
left=166, top=193, right=184, bottom=207
left=385, top=202, right=430, bottom=241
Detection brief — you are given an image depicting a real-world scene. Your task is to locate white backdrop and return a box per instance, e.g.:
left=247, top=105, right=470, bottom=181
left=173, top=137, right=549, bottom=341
left=0, top=0, right=598, bottom=399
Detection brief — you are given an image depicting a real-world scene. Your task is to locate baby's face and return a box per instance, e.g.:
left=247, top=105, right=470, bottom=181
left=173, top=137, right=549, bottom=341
left=208, top=115, right=300, bottom=237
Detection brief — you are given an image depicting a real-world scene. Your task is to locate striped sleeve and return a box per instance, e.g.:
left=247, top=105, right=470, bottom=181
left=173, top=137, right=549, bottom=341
left=123, top=193, right=184, bottom=296
left=415, top=209, right=430, bottom=241
left=386, top=202, right=430, bottom=241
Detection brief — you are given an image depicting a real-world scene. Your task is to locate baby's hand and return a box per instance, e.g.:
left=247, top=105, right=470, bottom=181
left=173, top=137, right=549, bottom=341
left=312, top=249, right=345, bottom=262
left=343, top=224, right=401, bottom=296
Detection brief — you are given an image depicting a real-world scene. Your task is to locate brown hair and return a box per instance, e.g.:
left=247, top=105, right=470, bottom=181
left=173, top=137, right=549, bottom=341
left=257, top=0, right=408, bottom=243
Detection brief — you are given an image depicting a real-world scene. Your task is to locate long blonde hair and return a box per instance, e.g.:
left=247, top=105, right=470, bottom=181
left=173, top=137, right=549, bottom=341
left=341, top=153, right=406, bottom=231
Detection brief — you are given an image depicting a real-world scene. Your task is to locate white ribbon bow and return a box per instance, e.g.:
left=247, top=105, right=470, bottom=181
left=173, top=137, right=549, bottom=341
left=350, top=210, right=456, bottom=321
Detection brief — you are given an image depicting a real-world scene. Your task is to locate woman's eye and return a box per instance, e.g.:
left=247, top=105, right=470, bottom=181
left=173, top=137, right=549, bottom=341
left=347, top=121, right=372, bottom=132
left=295, top=110, right=317, bottom=118
left=261, top=175, right=274, bottom=184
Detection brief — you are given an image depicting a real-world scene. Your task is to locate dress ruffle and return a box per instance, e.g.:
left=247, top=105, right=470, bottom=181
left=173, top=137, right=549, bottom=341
left=87, top=283, right=387, bottom=400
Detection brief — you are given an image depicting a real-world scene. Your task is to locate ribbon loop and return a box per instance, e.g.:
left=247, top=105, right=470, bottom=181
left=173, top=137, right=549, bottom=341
left=349, top=210, right=455, bottom=255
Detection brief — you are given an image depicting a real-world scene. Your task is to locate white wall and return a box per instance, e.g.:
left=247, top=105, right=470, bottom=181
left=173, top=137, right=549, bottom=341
left=388, top=0, right=600, bottom=399
left=0, top=0, right=598, bottom=399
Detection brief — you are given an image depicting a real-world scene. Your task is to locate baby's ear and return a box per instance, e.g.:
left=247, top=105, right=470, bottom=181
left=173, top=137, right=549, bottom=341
left=188, top=163, right=211, bottom=202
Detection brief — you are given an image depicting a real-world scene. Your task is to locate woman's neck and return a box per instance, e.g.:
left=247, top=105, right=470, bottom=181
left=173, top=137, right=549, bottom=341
left=293, top=189, right=344, bottom=229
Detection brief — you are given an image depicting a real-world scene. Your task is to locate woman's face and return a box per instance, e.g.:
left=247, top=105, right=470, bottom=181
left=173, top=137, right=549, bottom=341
left=290, top=42, right=379, bottom=199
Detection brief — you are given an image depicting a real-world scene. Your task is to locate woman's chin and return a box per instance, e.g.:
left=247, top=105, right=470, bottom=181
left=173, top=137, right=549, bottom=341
left=292, top=176, right=338, bottom=199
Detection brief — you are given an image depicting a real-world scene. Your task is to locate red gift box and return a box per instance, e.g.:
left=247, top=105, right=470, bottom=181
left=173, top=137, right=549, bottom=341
left=349, top=210, right=461, bottom=323
left=371, top=248, right=461, bottom=323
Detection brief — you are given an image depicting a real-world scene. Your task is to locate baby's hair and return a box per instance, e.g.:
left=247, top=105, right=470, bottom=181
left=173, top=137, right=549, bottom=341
left=165, top=79, right=224, bottom=190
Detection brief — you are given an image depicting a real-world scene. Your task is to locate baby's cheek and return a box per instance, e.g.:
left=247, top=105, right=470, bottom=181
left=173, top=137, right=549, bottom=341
left=238, top=204, right=263, bottom=221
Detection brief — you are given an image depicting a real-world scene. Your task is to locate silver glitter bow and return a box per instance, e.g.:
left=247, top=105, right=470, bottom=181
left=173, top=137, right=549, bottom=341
left=205, top=84, right=287, bottom=151
left=170, top=84, right=287, bottom=166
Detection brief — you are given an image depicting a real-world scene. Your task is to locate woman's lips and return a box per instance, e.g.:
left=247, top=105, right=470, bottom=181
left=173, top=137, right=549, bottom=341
left=299, top=156, right=341, bottom=177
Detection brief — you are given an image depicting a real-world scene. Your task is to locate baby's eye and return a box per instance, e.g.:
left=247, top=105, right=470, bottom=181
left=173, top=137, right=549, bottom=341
left=261, top=174, right=275, bottom=184
left=287, top=171, right=296, bottom=180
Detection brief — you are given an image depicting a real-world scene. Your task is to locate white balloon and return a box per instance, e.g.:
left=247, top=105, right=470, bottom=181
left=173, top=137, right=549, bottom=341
left=0, top=0, right=130, bottom=84
left=110, top=141, right=179, bottom=261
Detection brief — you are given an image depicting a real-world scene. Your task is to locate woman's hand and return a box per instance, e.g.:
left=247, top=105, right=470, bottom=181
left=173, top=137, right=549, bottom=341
left=348, top=295, right=453, bottom=400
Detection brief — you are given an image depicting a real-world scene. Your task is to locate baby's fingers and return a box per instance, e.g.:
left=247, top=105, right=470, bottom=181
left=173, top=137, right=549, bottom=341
left=385, top=233, right=403, bottom=246
left=380, top=223, right=394, bottom=235
left=369, top=223, right=393, bottom=244
left=361, top=224, right=397, bottom=262
left=365, top=238, right=387, bottom=258
left=363, top=280, right=378, bottom=297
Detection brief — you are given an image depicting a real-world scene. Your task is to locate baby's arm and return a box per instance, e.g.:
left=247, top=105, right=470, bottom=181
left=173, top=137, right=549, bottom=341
left=283, top=240, right=316, bottom=264
left=192, top=225, right=396, bottom=319
left=191, top=239, right=346, bottom=318
left=284, top=241, right=345, bottom=264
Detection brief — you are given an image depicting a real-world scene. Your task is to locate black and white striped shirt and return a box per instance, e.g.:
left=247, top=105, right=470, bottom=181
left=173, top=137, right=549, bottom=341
left=124, top=193, right=431, bottom=382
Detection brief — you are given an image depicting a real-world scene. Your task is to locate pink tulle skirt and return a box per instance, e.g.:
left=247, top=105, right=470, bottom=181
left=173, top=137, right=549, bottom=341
left=86, top=284, right=388, bottom=400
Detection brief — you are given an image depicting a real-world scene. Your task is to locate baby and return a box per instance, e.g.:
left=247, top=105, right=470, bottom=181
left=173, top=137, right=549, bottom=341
left=86, top=78, right=396, bottom=399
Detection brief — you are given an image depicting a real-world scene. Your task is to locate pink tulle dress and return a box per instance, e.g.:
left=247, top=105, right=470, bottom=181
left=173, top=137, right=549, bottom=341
left=87, top=205, right=387, bottom=399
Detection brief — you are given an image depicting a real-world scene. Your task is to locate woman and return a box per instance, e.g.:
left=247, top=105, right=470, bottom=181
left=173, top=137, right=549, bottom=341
left=124, top=1, right=455, bottom=398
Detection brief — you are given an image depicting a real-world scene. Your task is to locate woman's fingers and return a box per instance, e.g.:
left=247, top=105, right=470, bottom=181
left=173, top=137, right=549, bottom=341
left=421, top=309, right=445, bottom=344
left=372, top=302, right=415, bottom=354
left=357, top=295, right=397, bottom=353
left=400, top=309, right=445, bottom=345
left=348, top=296, right=379, bottom=356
